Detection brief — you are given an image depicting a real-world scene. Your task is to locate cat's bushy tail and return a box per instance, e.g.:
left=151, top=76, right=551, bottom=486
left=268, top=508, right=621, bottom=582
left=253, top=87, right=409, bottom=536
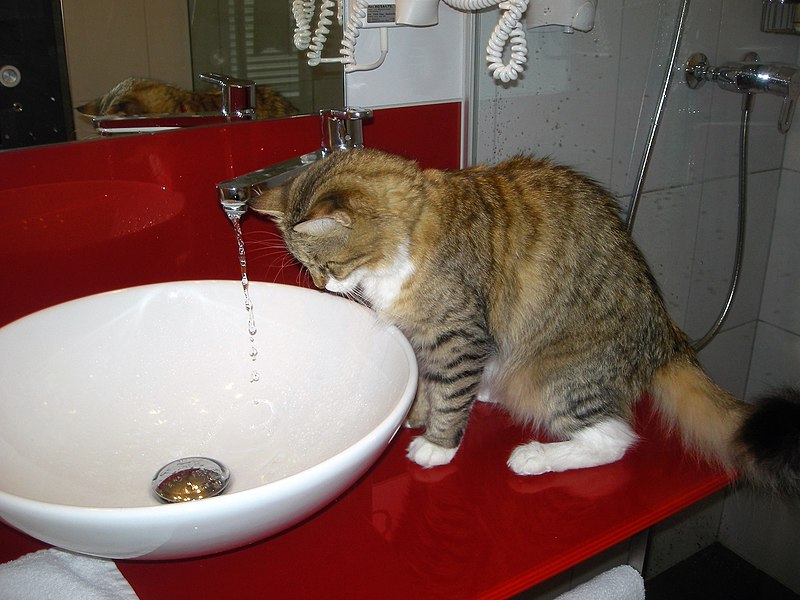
left=649, top=355, right=800, bottom=494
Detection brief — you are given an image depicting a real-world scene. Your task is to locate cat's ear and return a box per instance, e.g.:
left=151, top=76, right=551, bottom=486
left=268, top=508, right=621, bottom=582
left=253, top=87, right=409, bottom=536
left=292, top=210, right=352, bottom=236
left=293, top=193, right=353, bottom=235
left=249, top=187, right=286, bottom=219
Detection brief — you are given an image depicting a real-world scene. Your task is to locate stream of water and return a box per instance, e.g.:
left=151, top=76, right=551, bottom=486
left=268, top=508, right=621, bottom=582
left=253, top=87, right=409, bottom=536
left=228, top=214, right=259, bottom=383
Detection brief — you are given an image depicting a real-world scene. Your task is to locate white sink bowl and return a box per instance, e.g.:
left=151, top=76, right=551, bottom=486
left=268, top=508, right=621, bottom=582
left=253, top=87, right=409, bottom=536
left=0, top=281, right=417, bottom=559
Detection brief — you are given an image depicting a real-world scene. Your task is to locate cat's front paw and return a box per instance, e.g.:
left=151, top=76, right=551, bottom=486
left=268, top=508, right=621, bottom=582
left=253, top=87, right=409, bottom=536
left=507, top=441, right=551, bottom=475
left=406, top=436, right=458, bottom=468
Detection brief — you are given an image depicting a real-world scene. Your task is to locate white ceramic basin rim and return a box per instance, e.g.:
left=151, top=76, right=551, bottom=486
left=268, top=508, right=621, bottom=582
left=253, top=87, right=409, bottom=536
left=0, top=281, right=417, bottom=559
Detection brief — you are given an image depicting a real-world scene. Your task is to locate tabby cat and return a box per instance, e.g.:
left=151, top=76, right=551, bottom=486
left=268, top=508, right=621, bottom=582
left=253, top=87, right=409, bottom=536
left=76, top=77, right=297, bottom=120
left=250, top=148, right=800, bottom=492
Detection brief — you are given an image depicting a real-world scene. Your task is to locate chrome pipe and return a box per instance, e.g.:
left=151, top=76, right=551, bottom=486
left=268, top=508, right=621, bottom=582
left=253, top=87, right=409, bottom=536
left=625, top=0, right=691, bottom=233
left=692, top=92, right=752, bottom=351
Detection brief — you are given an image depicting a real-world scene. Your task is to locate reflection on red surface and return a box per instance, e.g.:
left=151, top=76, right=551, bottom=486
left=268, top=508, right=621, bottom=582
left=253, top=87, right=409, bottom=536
left=0, top=102, right=730, bottom=598
left=109, top=402, right=726, bottom=599
left=0, top=181, right=186, bottom=256
left=0, top=103, right=461, bottom=327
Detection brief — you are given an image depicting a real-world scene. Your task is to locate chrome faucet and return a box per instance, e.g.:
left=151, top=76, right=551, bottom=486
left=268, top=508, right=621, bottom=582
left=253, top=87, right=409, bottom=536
left=199, top=73, right=256, bottom=119
left=685, top=52, right=800, bottom=133
left=92, top=73, right=257, bottom=135
left=216, top=108, right=373, bottom=219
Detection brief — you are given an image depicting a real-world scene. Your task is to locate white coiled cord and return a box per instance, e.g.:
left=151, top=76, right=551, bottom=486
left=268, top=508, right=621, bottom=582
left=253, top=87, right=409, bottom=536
left=486, top=0, right=529, bottom=82
left=300, top=0, right=388, bottom=72
left=444, top=0, right=529, bottom=82
left=339, top=0, right=389, bottom=72
left=291, top=0, right=315, bottom=50
left=298, top=0, right=528, bottom=77
left=339, top=0, right=367, bottom=71
left=307, top=0, right=339, bottom=66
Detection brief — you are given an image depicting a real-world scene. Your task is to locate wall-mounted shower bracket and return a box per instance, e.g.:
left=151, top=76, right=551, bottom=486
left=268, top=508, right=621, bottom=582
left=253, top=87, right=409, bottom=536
left=685, top=51, right=800, bottom=133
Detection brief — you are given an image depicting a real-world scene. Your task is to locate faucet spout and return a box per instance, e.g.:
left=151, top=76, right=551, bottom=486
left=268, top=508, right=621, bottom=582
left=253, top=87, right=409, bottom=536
left=216, top=107, right=373, bottom=219
left=218, top=151, right=324, bottom=219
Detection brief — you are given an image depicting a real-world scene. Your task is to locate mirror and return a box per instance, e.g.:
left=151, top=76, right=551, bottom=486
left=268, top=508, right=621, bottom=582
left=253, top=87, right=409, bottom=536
left=0, top=0, right=344, bottom=150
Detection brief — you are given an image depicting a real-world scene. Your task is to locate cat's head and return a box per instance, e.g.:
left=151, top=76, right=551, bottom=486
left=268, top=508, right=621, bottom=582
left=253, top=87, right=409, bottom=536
left=76, top=78, right=148, bottom=117
left=76, top=78, right=184, bottom=117
left=249, top=149, right=423, bottom=296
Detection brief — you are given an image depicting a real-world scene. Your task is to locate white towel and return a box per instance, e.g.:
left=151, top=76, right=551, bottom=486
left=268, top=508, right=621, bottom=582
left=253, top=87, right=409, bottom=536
left=0, top=549, right=139, bottom=600
left=556, top=564, right=645, bottom=600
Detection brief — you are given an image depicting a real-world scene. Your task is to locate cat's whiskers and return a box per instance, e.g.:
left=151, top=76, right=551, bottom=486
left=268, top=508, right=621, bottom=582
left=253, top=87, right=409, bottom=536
left=265, top=254, right=296, bottom=284
left=296, top=267, right=312, bottom=288
left=343, top=286, right=370, bottom=307
left=241, top=231, right=306, bottom=285
left=316, top=282, right=370, bottom=308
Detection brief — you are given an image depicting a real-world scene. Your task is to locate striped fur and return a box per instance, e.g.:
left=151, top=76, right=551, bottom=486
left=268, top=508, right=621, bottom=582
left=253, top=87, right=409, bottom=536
left=250, top=148, right=800, bottom=491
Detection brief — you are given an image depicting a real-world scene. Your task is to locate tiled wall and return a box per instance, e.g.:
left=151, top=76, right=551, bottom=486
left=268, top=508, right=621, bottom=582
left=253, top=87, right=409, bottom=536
left=748, top=114, right=800, bottom=398
left=717, top=54, right=800, bottom=591
left=474, top=0, right=799, bottom=590
left=475, top=1, right=797, bottom=395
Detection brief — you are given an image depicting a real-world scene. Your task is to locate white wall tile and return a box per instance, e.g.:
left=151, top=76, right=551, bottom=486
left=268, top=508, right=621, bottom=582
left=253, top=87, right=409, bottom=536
left=746, top=322, right=800, bottom=398
left=473, top=0, right=623, bottom=185
left=631, top=184, right=702, bottom=328
left=720, top=486, right=800, bottom=593
left=622, top=0, right=723, bottom=195
left=697, top=321, right=756, bottom=399
left=645, top=491, right=726, bottom=580
left=683, top=172, right=778, bottom=340
left=344, top=4, right=467, bottom=109
left=783, top=112, right=800, bottom=171
left=759, top=169, right=800, bottom=335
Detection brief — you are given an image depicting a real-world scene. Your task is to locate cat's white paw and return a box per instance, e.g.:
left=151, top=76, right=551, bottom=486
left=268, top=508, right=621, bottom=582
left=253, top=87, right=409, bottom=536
left=507, top=441, right=551, bottom=475
left=508, top=420, right=637, bottom=476
left=406, top=436, right=458, bottom=468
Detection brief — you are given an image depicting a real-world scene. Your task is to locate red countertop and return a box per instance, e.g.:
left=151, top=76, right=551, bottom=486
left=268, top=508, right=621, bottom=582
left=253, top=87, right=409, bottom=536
left=0, top=103, right=729, bottom=598
left=0, top=401, right=729, bottom=599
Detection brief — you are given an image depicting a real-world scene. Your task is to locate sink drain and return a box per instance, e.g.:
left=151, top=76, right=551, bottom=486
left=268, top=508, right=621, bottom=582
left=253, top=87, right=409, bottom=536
left=152, top=457, right=230, bottom=503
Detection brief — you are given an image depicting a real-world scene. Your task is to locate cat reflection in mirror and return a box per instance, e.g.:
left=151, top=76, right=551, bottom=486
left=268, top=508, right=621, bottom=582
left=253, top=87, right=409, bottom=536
left=76, top=77, right=297, bottom=121
left=250, top=148, right=800, bottom=493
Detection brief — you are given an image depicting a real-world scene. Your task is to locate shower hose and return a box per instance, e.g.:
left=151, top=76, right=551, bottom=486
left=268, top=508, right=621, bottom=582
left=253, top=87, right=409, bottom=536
left=625, top=0, right=749, bottom=351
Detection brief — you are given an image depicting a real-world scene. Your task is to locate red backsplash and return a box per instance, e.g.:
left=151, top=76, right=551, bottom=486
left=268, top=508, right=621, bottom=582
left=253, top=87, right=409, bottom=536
left=0, top=103, right=461, bottom=327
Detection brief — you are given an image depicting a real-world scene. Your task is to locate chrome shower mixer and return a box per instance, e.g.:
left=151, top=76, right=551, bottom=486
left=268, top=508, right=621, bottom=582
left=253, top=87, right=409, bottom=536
left=685, top=52, right=800, bottom=133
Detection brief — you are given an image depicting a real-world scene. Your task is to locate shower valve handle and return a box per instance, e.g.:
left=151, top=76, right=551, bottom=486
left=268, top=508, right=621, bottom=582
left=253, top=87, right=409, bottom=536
left=685, top=52, right=800, bottom=133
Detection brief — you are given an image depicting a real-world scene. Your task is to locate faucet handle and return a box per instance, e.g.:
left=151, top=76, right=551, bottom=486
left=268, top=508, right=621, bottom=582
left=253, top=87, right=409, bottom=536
left=320, top=107, right=374, bottom=153
left=199, top=73, right=257, bottom=120
left=685, top=52, right=800, bottom=133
